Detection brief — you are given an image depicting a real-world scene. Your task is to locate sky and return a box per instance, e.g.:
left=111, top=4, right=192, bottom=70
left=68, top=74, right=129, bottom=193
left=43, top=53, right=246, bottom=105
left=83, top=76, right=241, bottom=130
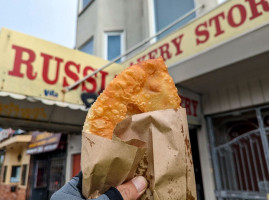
left=0, top=0, right=78, bottom=49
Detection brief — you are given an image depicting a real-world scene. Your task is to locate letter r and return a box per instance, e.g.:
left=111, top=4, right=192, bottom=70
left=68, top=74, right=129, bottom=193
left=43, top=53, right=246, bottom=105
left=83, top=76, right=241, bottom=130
left=8, top=45, right=37, bottom=80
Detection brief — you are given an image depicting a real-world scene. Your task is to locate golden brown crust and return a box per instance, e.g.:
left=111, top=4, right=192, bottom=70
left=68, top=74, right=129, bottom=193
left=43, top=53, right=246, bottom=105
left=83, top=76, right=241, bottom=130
left=83, top=57, right=181, bottom=139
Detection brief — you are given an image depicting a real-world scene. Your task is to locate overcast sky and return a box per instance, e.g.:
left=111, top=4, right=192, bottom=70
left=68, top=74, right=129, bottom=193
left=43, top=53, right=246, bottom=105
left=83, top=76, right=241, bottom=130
left=0, top=0, right=78, bottom=48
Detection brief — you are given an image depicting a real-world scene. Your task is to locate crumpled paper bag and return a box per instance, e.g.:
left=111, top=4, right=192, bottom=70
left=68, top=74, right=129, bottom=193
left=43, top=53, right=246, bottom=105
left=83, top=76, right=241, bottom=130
left=81, top=108, right=196, bottom=199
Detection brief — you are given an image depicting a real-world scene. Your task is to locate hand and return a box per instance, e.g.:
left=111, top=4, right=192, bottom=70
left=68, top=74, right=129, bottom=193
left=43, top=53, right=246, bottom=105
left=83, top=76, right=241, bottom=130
left=116, top=176, right=148, bottom=200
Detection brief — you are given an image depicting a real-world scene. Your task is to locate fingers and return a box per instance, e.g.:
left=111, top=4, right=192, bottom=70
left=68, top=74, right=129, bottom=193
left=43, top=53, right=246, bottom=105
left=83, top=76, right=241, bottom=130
left=116, top=176, right=148, bottom=200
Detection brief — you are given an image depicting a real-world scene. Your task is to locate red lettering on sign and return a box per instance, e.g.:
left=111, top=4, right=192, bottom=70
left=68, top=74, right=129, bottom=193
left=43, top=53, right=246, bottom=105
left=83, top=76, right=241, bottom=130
left=209, top=12, right=226, bottom=37
left=126, top=34, right=184, bottom=67
left=82, top=66, right=97, bottom=93
left=9, top=45, right=37, bottom=80
left=195, top=22, right=209, bottom=45
left=126, top=0, right=269, bottom=68
left=192, top=99, right=198, bottom=117
left=158, top=43, right=172, bottom=61
left=148, top=49, right=158, bottom=59
left=246, top=0, right=269, bottom=20
left=98, top=70, right=109, bottom=94
left=228, top=4, right=247, bottom=27
left=194, top=0, right=269, bottom=45
left=185, top=97, right=192, bottom=115
left=8, top=44, right=111, bottom=95
left=171, top=34, right=184, bottom=56
left=180, top=95, right=199, bottom=117
left=63, top=61, right=80, bottom=89
left=41, top=53, right=63, bottom=85
left=136, top=55, right=147, bottom=64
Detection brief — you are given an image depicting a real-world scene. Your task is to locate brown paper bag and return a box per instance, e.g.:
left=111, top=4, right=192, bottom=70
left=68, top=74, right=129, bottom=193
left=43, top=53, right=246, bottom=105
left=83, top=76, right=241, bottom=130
left=81, top=108, right=196, bottom=199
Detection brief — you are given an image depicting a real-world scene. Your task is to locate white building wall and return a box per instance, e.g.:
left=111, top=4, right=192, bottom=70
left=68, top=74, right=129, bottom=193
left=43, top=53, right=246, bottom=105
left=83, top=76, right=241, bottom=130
left=203, top=74, right=269, bottom=115
left=76, top=0, right=218, bottom=59
left=76, top=2, right=97, bottom=49
left=75, top=1, right=221, bottom=199
left=76, top=0, right=147, bottom=59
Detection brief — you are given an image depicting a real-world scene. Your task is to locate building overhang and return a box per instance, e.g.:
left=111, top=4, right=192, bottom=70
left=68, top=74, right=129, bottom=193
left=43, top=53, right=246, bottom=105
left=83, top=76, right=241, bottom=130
left=0, top=135, right=31, bottom=149
left=177, top=50, right=269, bottom=94
left=120, top=0, right=269, bottom=91
left=0, top=94, right=87, bottom=133
left=169, top=23, right=269, bottom=86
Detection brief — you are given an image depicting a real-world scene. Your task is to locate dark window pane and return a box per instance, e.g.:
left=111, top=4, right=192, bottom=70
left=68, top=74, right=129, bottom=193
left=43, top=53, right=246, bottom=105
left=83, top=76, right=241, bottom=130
left=107, top=35, right=121, bottom=62
left=0, top=154, right=4, bottom=164
left=83, top=0, right=92, bottom=9
left=10, top=166, right=21, bottom=183
left=21, top=164, right=27, bottom=186
left=34, top=160, right=48, bottom=188
left=212, top=110, right=258, bottom=146
left=79, top=38, right=94, bottom=55
left=154, top=0, right=195, bottom=39
left=2, top=166, right=7, bottom=183
left=49, top=156, right=66, bottom=192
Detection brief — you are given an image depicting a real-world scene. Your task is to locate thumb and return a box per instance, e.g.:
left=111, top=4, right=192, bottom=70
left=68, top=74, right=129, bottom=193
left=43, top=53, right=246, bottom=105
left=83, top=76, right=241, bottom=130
left=116, top=176, right=148, bottom=200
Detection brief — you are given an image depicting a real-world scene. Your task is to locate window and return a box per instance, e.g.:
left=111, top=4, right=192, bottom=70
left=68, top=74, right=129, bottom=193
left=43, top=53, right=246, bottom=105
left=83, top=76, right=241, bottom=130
left=2, top=166, right=7, bottom=183
left=212, top=110, right=258, bottom=146
left=79, top=38, right=94, bottom=55
left=79, top=0, right=92, bottom=11
left=83, top=0, right=92, bottom=8
left=153, top=0, right=195, bottom=39
left=10, top=165, right=21, bottom=183
left=0, top=154, right=4, bottom=164
left=104, top=32, right=124, bottom=63
left=34, top=160, right=48, bottom=188
left=20, top=164, right=27, bottom=186
left=49, top=156, right=66, bottom=192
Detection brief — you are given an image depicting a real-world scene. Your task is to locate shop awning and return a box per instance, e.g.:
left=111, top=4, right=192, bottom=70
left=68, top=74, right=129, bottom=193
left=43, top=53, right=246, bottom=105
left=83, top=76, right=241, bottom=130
left=26, top=132, right=62, bottom=155
left=0, top=135, right=31, bottom=149
left=0, top=92, right=88, bottom=133
left=0, top=91, right=87, bottom=111
left=0, top=28, right=126, bottom=133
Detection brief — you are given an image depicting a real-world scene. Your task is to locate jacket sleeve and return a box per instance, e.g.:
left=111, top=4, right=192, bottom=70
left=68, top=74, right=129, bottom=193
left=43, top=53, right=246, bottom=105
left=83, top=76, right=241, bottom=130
left=50, top=172, right=110, bottom=200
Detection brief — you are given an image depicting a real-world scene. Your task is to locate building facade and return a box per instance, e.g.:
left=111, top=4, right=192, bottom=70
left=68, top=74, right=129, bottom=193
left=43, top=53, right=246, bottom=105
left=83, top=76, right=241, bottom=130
left=0, top=130, right=31, bottom=200
left=0, top=26, right=127, bottom=200
left=76, top=0, right=269, bottom=200
left=0, top=28, right=92, bottom=200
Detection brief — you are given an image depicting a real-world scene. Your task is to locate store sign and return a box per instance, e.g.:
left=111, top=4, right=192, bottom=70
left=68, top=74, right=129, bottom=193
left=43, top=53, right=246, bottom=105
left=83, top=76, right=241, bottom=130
left=122, top=0, right=269, bottom=67
left=178, top=87, right=201, bottom=125
left=0, top=102, right=48, bottom=120
left=26, top=131, right=61, bottom=154
left=0, top=28, right=123, bottom=105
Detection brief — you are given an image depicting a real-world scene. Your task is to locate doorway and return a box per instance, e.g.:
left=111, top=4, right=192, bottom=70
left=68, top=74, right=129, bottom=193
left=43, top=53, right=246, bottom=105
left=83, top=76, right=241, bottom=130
left=29, top=151, right=66, bottom=200
left=189, top=128, right=205, bottom=200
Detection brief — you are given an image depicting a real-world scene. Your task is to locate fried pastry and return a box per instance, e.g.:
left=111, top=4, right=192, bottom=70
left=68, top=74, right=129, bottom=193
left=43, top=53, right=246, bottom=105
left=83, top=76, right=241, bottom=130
left=83, top=57, right=181, bottom=139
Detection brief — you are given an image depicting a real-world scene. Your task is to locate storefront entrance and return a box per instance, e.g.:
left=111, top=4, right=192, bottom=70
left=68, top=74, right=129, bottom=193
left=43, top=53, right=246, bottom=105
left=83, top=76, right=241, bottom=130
left=29, top=151, right=66, bottom=200
left=189, top=127, right=205, bottom=200
left=207, top=105, right=269, bottom=200
left=27, top=132, right=67, bottom=200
